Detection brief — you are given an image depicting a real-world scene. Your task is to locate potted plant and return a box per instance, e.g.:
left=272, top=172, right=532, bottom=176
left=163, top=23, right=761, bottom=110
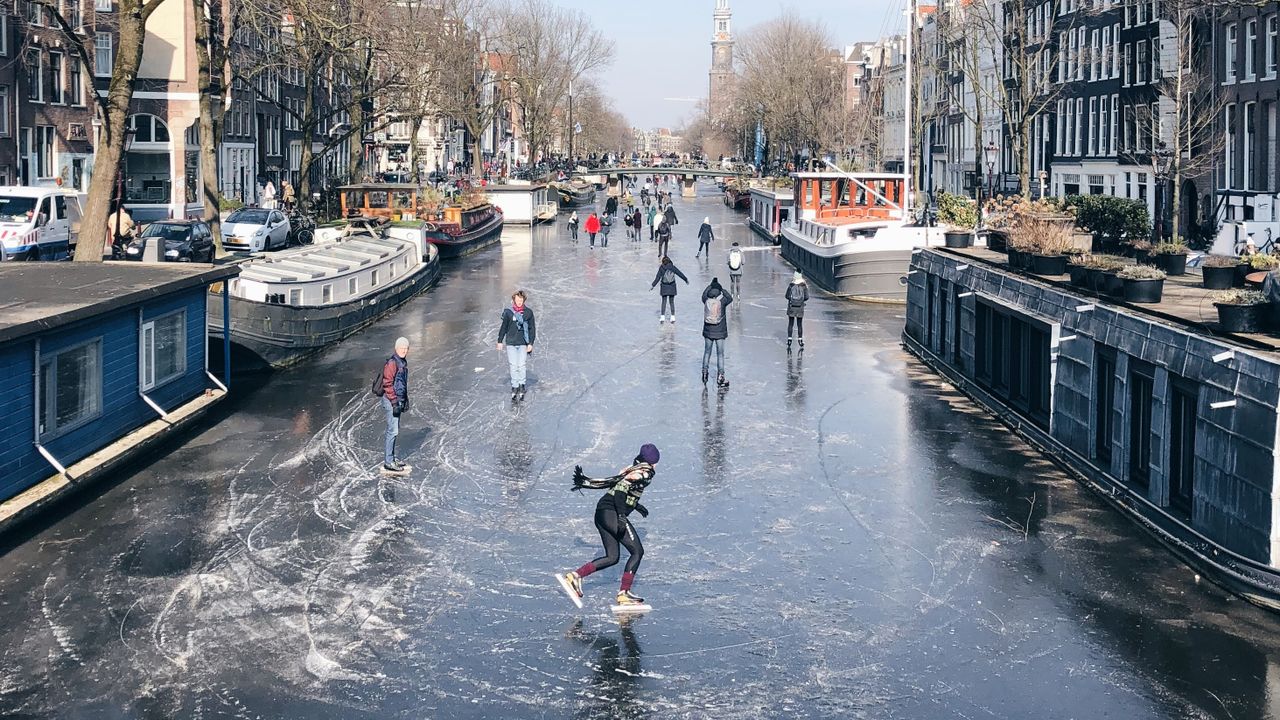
left=1127, top=239, right=1154, bottom=264
left=1213, top=289, right=1271, bottom=332
left=1066, top=251, right=1092, bottom=286
left=1201, top=255, right=1244, bottom=289
left=1151, top=241, right=1189, bottom=276
left=1119, top=264, right=1167, bottom=303
left=1091, top=255, right=1128, bottom=295
left=944, top=229, right=975, bottom=248
left=1027, top=218, right=1075, bottom=276
left=1068, top=194, right=1151, bottom=251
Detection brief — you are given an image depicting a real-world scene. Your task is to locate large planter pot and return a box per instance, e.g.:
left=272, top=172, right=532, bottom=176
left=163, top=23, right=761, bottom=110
left=987, top=230, right=1008, bottom=253
left=1122, top=277, right=1165, bottom=303
left=1085, top=267, right=1107, bottom=292
left=1030, top=253, right=1068, bottom=276
left=944, top=230, right=975, bottom=248
left=1067, top=263, right=1088, bottom=287
left=1134, top=249, right=1152, bottom=264
left=1104, top=271, right=1125, bottom=297
left=1202, top=265, right=1238, bottom=289
left=1006, top=248, right=1026, bottom=269
left=1216, top=302, right=1271, bottom=333
left=1154, top=252, right=1187, bottom=276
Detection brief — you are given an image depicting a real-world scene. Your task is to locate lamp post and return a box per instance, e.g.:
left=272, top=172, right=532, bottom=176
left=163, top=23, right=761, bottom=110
left=1152, top=141, right=1173, bottom=244
left=983, top=140, right=998, bottom=230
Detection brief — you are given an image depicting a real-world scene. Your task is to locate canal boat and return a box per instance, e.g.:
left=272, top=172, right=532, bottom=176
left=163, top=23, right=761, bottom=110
left=486, top=183, right=557, bottom=226
left=207, top=224, right=441, bottom=369
left=748, top=186, right=793, bottom=244
left=779, top=171, right=930, bottom=303
left=337, top=183, right=505, bottom=258
left=550, top=179, right=597, bottom=209
left=723, top=179, right=752, bottom=211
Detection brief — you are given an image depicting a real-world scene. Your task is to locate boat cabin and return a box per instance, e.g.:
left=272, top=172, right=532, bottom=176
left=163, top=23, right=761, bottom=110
left=339, top=183, right=425, bottom=222
left=792, top=172, right=907, bottom=225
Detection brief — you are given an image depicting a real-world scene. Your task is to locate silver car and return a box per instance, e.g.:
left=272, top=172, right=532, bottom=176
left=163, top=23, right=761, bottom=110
left=221, top=207, right=291, bottom=252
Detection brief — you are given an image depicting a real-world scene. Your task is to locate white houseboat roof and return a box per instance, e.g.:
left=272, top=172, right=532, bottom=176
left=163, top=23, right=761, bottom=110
left=789, top=172, right=909, bottom=181
left=237, top=235, right=412, bottom=285
left=749, top=186, right=794, bottom=200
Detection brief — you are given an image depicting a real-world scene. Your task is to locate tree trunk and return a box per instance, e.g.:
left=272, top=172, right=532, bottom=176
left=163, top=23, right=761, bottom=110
left=193, top=0, right=226, bottom=257
left=297, top=64, right=317, bottom=208
left=74, top=4, right=148, bottom=261
left=1170, top=165, right=1183, bottom=243
left=349, top=100, right=366, bottom=182
left=1017, top=118, right=1032, bottom=199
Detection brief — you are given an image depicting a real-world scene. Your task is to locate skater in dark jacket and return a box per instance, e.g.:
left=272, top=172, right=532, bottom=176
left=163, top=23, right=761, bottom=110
left=557, top=443, right=661, bottom=608
left=785, top=271, right=809, bottom=349
left=701, top=278, right=733, bottom=387
left=380, top=337, right=410, bottom=472
left=567, top=210, right=579, bottom=240
left=600, top=212, right=613, bottom=247
left=496, top=290, right=537, bottom=401
left=631, top=208, right=643, bottom=240
left=663, top=204, right=678, bottom=227
left=650, top=256, right=689, bottom=323
left=695, top=217, right=714, bottom=257
left=655, top=218, right=672, bottom=257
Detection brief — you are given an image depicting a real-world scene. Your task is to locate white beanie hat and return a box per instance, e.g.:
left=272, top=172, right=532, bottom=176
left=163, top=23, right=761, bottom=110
left=793, top=271, right=804, bottom=283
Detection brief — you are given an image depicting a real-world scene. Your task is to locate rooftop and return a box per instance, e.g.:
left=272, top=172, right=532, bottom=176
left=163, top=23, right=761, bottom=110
left=0, top=261, right=239, bottom=344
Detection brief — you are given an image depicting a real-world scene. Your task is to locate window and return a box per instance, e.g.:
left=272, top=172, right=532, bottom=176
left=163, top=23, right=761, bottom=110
left=67, top=0, right=82, bottom=29
left=38, top=340, right=102, bottom=438
left=1247, top=19, right=1258, bottom=80
left=322, top=284, right=332, bottom=303
left=974, top=299, right=1052, bottom=430
left=69, top=61, right=82, bottom=105
left=1100, top=97, right=1109, bottom=155
left=1136, top=40, right=1148, bottom=84
left=1270, top=15, right=1279, bottom=78
left=1110, top=94, right=1119, bottom=155
left=371, top=269, right=379, bottom=287
left=95, top=33, right=113, bottom=77
left=140, top=311, right=186, bottom=391
left=1245, top=101, right=1256, bottom=190
left=27, top=50, right=43, bottom=102
left=1075, top=98, right=1083, bottom=155
left=1227, top=22, right=1238, bottom=82
left=1112, top=23, right=1120, bottom=78
left=1092, top=29, right=1101, bottom=80
left=48, top=51, right=64, bottom=104
left=1056, top=99, right=1065, bottom=154
left=1127, top=361, right=1155, bottom=492
left=1269, top=102, right=1277, bottom=191
left=1101, top=26, right=1110, bottom=78
left=0, top=15, right=8, bottom=56
left=1225, top=103, right=1237, bottom=188
left=288, top=289, right=301, bottom=305
left=1168, top=379, right=1198, bottom=517
left=26, top=0, right=43, bottom=25
left=1094, top=348, right=1116, bottom=465
left=348, top=277, right=357, bottom=295
left=1122, top=43, right=1131, bottom=85
left=95, top=0, right=111, bottom=10
left=35, top=126, right=54, bottom=178
left=1089, top=97, right=1098, bottom=155
left=0, top=87, right=9, bottom=136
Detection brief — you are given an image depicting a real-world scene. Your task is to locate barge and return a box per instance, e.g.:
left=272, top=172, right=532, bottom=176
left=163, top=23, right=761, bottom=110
left=747, top=186, right=793, bottom=244
left=336, top=183, right=504, bottom=258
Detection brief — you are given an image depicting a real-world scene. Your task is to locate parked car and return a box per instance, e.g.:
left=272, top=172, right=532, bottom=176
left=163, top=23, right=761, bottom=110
left=124, top=219, right=215, bottom=262
left=0, top=186, right=84, bottom=260
left=221, top=207, right=291, bottom=252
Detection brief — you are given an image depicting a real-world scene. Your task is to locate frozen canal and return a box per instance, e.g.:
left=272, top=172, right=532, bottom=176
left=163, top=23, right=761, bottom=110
left=4, top=187, right=1280, bottom=719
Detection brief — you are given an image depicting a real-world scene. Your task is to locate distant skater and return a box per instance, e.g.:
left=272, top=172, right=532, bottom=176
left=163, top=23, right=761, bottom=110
left=631, top=208, right=643, bottom=241
left=785, top=271, right=809, bottom=350
left=585, top=212, right=601, bottom=247
left=695, top=217, right=714, bottom=258
left=496, top=290, right=537, bottom=402
left=646, top=205, right=658, bottom=241
left=651, top=256, right=690, bottom=324
left=557, top=444, right=662, bottom=609
left=656, top=217, right=672, bottom=258
left=600, top=212, right=613, bottom=247
left=568, top=210, right=579, bottom=240
left=663, top=203, right=678, bottom=228
left=727, top=242, right=744, bottom=295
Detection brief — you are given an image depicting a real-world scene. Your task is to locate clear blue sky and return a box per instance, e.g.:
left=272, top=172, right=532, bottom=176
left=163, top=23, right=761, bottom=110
left=551, top=0, right=904, bottom=130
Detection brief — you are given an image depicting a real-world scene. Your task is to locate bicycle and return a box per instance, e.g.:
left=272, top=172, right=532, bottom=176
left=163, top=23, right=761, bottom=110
left=288, top=211, right=316, bottom=246
left=1235, top=227, right=1275, bottom=257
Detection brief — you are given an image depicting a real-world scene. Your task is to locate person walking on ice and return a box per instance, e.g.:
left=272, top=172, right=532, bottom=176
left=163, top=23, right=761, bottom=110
left=701, top=278, right=733, bottom=388
left=785, top=271, right=809, bottom=350
left=695, top=217, right=714, bottom=258
left=496, top=290, right=536, bottom=402
left=568, top=210, right=579, bottom=240
left=557, top=444, right=662, bottom=609
left=727, top=242, right=744, bottom=295
left=585, top=212, right=601, bottom=247
left=378, top=337, right=411, bottom=475
left=651, top=256, right=690, bottom=323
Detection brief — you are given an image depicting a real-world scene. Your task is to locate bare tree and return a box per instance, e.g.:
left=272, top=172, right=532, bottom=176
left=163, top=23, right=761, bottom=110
left=493, top=0, right=613, bottom=162
left=194, top=0, right=235, bottom=256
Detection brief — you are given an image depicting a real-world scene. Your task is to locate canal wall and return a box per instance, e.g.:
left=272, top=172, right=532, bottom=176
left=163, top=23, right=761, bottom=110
left=903, top=248, right=1280, bottom=607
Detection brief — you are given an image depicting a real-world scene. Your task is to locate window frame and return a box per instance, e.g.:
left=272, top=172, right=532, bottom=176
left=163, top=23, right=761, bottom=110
left=94, top=33, right=113, bottom=78
left=0, top=86, right=9, bottom=137
left=37, top=337, right=104, bottom=441
left=1226, top=22, right=1239, bottom=83
left=1246, top=18, right=1259, bottom=81
left=48, top=50, right=65, bottom=105
left=140, top=309, right=188, bottom=392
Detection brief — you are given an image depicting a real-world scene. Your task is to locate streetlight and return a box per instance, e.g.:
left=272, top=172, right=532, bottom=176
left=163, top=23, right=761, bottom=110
left=982, top=140, right=998, bottom=230
left=1151, top=142, right=1174, bottom=243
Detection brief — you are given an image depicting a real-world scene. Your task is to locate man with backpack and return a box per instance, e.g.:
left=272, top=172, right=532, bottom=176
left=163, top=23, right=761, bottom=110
left=656, top=217, right=672, bottom=258
left=727, top=242, right=744, bottom=295
left=701, top=278, right=734, bottom=388
left=631, top=208, right=643, bottom=241
left=600, top=212, right=613, bottom=247
left=376, top=337, right=410, bottom=474
left=497, top=290, right=537, bottom=402
left=650, top=256, right=690, bottom=323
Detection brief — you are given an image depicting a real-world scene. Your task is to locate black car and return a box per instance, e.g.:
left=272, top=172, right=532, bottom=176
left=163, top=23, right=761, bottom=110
left=125, top=219, right=215, bottom=263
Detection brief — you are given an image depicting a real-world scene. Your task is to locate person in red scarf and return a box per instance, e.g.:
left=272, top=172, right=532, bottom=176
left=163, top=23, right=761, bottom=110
left=496, top=290, right=536, bottom=402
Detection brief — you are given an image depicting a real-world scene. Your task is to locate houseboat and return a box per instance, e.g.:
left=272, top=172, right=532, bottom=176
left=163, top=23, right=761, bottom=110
left=723, top=179, right=752, bottom=211
left=748, top=186, right=793, bottom=244
left=0, top=262, right=237, bottom=529
left=550, top=179, right=597, bottom=209
left=779, top=171, right=929, bottom=303
left=207, top=224, right=441, bottom=369
left=487, top=183, right=557, bottom=226
left=337, top=183, right=504, bottom=259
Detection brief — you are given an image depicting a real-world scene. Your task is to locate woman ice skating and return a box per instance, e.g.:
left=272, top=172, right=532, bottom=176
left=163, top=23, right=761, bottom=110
left=695, top=217, right=714, bottom=258
left=585, top=212, right=601, bottom=247
left=651, top=256, right=689, bottom=323
left=727, top=242, right=744, bottom=294
left=568, top=210, right=579, bottom=240
left=655, top=217, right=672, bottom=258
left=557, top=443, right=661, bottom=609
left=663, top=203, right=678, bottom=228
left=496, top=290, right=536, bottom=401
left=785, top=271, right=809, bottom=350
left=646, top=205, right=658, bottom=241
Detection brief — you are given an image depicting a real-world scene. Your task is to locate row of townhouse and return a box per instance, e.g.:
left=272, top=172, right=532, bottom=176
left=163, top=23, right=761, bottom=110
left=897, top=0, right=1280, bottom=244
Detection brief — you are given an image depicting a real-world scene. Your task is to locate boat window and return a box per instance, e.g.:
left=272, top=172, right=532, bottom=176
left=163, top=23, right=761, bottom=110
left=0, top=195, right=38, bottom=222
left=368, top=192, right=389, bottom=209
left=322, top=284, right=332, bottom=303
left=349, top=277, right=357, bottom=294
left=371, top=269, right=379, bottom=287
left=289, top=288, right=301, bottom=305
left=836, top=179, right=850, bottom=206
left=392, top=191, right=414, bottom=210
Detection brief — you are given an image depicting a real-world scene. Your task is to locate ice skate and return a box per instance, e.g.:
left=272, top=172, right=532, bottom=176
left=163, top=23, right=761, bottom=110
left=381, top=461, right=411, bottom=476
left=612, top=590, right=651, bottom=614
left=511, top=386, right=519, bottom=402
left=701, top=368, right=709, bottom=385
left=669, top=314, right=675, bottom=324
left=717, top=374, right=730, bottom=389
left=555, top=572, right=584, bottom=609
left=659, top=314, right=666, bottom=324
left=799, top=339, right=805, bottom=349
left=518, top=384, right=526, bottom=401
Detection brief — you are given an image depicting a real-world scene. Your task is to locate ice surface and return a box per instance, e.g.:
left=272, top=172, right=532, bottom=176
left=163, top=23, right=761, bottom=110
left=0, top=184, right=1276, bottom=718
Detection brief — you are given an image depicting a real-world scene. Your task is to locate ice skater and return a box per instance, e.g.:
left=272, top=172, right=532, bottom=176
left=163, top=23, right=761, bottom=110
left=727, top=242, right=744, bottom=295
left=378, top=337, right=410, bottom=474
left=695, top=217, right=714, bottom=258
left=701, top=278, right=733, bottom=387
left=651, top=256, right=690, bottom=323
left=496, top=290, right=536, bottom=401
left=568, top=210, right=579, bottom=240
left=600, top=212, right=613, bottom=247
left=655, top=217, right=672, bottom=257
left=785, top=271, right=809, bottom=350
left=585, top=211, right=601, bottom=247
left=557, top=443, right=661, bottom=609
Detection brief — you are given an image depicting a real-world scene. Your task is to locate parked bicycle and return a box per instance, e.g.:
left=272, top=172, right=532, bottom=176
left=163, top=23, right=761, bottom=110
left=288, top=211, right=315, bottom=246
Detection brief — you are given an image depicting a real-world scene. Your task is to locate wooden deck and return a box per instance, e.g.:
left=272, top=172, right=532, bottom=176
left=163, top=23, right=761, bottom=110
left=938, top=246, right=1280, bottom=353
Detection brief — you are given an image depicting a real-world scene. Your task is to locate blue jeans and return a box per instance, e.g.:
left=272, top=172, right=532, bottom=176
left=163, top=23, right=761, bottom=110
left=506, top=344, right=528, bottom=387
left=702, top=337, right=724, bottom=374
left=381, top=396, right=398, bottom=464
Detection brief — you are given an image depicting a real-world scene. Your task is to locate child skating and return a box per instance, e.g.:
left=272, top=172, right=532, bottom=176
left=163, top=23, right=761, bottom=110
left=556, top=444, right=661, bottom=611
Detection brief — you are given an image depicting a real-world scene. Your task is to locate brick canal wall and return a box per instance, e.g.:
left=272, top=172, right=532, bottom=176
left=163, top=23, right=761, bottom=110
left=903, top=249, right=1280, bottom=590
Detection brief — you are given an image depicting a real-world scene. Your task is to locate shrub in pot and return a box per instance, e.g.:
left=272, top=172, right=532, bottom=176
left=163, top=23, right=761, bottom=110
left=944, top=229, right=975, bottom=248
left=1126, top=239, right=1154, bottom=264
left=1151, top=241, right=1189, bottom=276
left=937, top=191, right=978, bottom=228
left=1212, top=289, right=1271, bottom=332
left=1067, top=194, right=1151, bottom=248
left=1119, top=264, right=1166, bottom=303
left=1201, top=255, right=1244, bottom=289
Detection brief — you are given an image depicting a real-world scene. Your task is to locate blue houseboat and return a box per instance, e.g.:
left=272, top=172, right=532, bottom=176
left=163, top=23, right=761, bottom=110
left=0, top=261, right=239, bottom=528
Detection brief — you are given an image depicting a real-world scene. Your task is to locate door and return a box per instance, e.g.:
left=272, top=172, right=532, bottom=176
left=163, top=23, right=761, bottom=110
left=269, top=211, right=286, bottom=247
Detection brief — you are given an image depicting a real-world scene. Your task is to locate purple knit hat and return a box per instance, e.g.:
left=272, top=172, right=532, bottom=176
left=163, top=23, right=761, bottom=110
left=638, top=443, right=660, bottom=465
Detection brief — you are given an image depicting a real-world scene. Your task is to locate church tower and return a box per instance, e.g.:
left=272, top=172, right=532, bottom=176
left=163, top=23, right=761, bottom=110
left=708, top=0, right=734, bottom=117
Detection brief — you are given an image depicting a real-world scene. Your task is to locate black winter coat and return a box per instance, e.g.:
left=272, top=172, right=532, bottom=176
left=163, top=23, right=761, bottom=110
left=664, top=206, right=678, bottom=226
left=697, top=222, right=714, bottom=243
left=651, top=264, right=689, bottom=296
left=497, top=306, right=537, bottom=346
left=786, top=282, right=809, bottom=318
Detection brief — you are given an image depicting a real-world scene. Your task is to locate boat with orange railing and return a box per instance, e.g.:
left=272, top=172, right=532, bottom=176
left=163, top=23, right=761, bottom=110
left=337, top=183, right=504, bottom=259
left=779, top=171, right=933, bottom=303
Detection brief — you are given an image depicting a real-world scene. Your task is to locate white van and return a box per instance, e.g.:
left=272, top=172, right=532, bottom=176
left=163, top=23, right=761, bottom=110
left=0, top=186, right=84, bottom=261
